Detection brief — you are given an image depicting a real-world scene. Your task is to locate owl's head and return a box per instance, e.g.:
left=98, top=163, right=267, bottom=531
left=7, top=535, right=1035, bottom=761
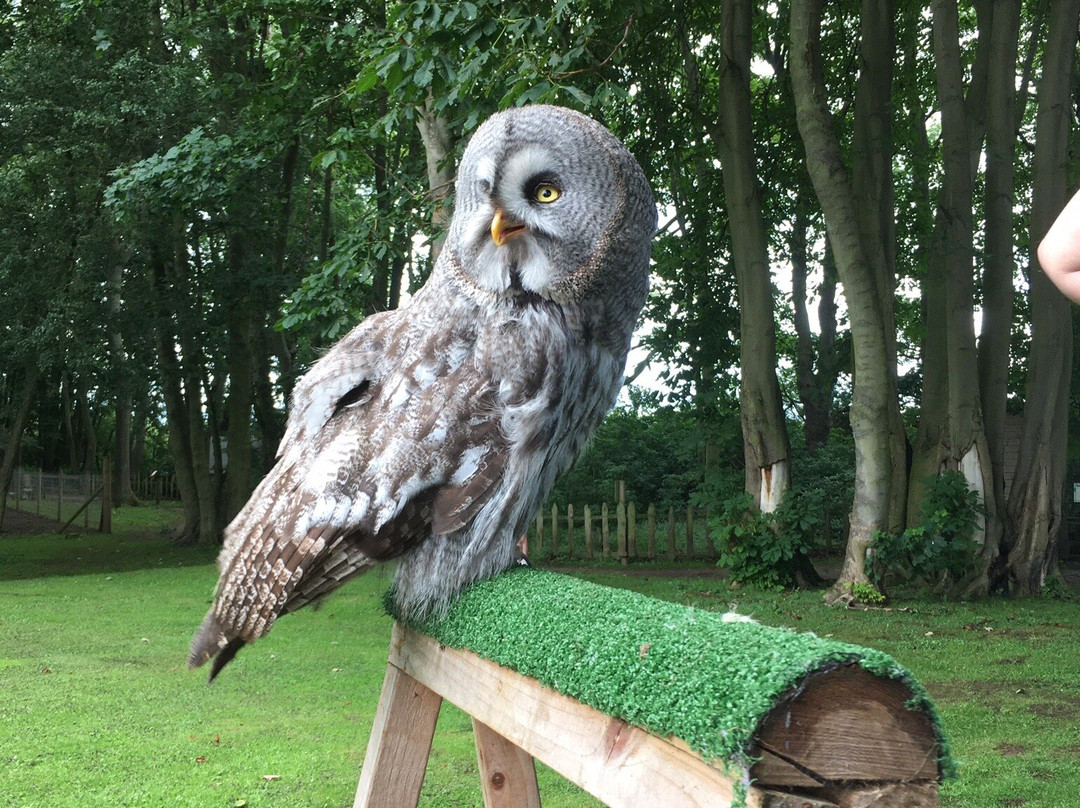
left=445, top=105, right=656, bottom=307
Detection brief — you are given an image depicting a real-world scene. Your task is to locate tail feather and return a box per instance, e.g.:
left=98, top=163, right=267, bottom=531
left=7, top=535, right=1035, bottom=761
left=209, top=638, right=246, bottom=682
left=189, top=611, right=245, bottom=682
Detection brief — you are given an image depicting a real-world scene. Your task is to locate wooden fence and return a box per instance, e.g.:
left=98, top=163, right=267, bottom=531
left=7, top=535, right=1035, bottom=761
left=528, top=485, right=716, bottom=564
left=131, top=472, right=181, bottom=502
left=5, top=467, right=180, bottom=528
left=5, top=466, right=104, bottom=530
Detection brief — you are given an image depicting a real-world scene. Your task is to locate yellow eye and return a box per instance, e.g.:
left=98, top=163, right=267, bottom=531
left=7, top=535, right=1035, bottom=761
left=533, top=183, right=561, bottom=203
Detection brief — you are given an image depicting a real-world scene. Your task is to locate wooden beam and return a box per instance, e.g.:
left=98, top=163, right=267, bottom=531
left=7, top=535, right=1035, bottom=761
left=387, top=622, right=761, bottom=808
left=750, top=665, right=939, bottom=785
left=353, top=660, right=442, bottom=808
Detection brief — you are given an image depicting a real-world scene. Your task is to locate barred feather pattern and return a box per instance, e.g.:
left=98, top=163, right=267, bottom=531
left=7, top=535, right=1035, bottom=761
left=189, top=105, right=656, bottom=678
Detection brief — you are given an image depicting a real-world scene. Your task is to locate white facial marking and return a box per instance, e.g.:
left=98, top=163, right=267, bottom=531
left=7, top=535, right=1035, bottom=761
left=475, top=155, right=496, bottom=188
left=499, top=146, right=555, bottom=208
left=516, top=244, right=558, bottom=292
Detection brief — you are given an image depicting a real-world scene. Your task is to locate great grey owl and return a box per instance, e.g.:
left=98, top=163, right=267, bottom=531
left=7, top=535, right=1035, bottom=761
left=190, top=105, right=656, bottom=680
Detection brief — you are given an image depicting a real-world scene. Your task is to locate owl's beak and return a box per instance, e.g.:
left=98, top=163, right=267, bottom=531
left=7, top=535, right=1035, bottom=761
left=491, top=209, right=526, bottom=247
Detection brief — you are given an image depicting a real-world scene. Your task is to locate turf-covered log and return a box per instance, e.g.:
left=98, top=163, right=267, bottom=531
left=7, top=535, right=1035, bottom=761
left=358, top=567, right=952, bottom=808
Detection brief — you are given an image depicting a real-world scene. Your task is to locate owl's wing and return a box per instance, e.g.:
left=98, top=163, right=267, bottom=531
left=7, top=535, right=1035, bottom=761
left=190, top=312, right=510, bottom=679
left=275, top=312, right=392, bottom=464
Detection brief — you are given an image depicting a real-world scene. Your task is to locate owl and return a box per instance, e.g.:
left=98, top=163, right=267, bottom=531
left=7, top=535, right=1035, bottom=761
left=189, top=105, right=657, bottom=680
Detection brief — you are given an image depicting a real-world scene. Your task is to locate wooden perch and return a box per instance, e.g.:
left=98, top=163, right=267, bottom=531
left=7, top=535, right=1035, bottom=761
left=354, top=623, right=941, bottom=808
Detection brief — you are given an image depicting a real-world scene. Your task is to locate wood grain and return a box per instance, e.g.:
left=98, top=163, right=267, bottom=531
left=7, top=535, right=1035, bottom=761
left=353, top=661, right=443, bottom=808
left=750, top=665, right=940, bottom=786
left=356, top=624, right=942, bottom=808
left=388, top=622, right=759, bottom=808
left=473, top=718, right=542, bottom=808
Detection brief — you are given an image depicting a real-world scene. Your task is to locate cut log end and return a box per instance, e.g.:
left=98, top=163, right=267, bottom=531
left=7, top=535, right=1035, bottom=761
left=749, top=664, right=942, bottom=807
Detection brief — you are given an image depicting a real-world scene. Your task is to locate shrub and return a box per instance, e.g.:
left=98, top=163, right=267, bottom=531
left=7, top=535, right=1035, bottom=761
left=866, top=470, right=983, bottom=592
left=850, top=581, right=887, bottom=605
left=704, top=491, right=812, bottom=589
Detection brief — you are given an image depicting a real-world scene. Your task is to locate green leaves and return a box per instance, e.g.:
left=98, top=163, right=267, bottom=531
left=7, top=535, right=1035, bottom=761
left=703, top=491, right=812, bottom=590
left=350, top=0, right=626, bottom=137
left=277, top=228, right=377, bottom=343
left=866, top=471, right=985, bottom=593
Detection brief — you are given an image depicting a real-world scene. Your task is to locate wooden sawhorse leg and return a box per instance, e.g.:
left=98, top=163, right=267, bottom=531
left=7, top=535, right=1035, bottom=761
left=473, top=718, right=541, bottom=808
left=354, top=661, right=542, bottom=808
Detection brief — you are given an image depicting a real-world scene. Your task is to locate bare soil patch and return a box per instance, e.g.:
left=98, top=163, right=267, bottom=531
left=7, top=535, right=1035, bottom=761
left=0, top=509, right=90, bottom=536
left=996, top=742, right=1027, bottom=756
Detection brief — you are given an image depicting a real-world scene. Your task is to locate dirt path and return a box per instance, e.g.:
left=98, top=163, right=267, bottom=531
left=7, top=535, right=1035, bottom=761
left=0, top=508, right=87, bottom=535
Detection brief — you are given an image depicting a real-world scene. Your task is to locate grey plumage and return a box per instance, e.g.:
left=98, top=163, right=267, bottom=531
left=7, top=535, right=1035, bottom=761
left=189, top=105, right=656, bottom=679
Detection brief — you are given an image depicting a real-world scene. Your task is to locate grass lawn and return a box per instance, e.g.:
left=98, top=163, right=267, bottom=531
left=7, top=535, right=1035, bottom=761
left=1, top=504, right=1078, bottom=807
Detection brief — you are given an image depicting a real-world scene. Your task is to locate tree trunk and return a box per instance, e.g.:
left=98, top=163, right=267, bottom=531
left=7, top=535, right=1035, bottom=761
left=106, top=256, right=135, bottom=506
left=253, top=318, right=285, bottom=463
left=222, top=234, right=255, bottom=524
left=184, top=355, right=219, bottom=544
left=978, top=0, right=1021, bottom=549
left=791, top=0, right=902, bottom=601
left=851, top=0, right=907, bottom=536
left=716, top=0, right=792, bottom=512
left=416, top=95, right=455, bottom=260
left=0, top=363, right=40, bottom=530
left=924, top=0, right=999, bottom=597
left=150, top=243, right=200, bottom=543
left=60, top=371, right=79, bottom=470
left=74, top=375, right=97, bottom=473
left=130, top=397, right=147, bottom=481
left=790, top=206, right=840, bottom=452
left=908, top=219, right=950, bottom=521
left=183, top=231, right=223, bottom=544
left=1006, top=0, right=1080, bottom=594
left=223, top=303, right=254, bottom=523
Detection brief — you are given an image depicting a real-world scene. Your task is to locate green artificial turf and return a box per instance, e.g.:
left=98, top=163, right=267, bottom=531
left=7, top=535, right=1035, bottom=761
left=393, top=566, right=954, bottom=779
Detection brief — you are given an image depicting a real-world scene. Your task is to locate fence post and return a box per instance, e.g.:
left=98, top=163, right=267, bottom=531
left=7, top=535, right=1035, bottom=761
left=601, top=502, right=610, bottom=559
left=57, top=470, right=64, bottom=522
left=628, top=502, right=637, bottom=559
left=36, top=467, right=42, bottom=515
left=685, top=505, right=695, bottom=559
left=550, top=503, right=559, bottom=559
left=566, top=504, right=575, bottom=560
left=667, top=506, right=676, bottom=561
left=616, top=500, right=627, bottom=565
left=100, top=457, right=112, bottom=534
left=584, top=505, right=593, bottom=559
left=534, top=510, right=544, bottom=559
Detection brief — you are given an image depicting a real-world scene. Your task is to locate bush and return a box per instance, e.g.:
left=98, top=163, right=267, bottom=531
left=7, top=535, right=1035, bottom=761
left=694, top=437, right=855, bottom=589
left=866, top=470, right=983, bottom=592
left=851, top=581, right=887, bottom=605
left=704, top=491, right=812, bottom=589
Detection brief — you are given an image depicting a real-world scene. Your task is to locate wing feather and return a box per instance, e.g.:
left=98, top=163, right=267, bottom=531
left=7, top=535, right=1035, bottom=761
left=190, top=306, right=512, bottom=677
left=276, top=313, right=391, bottom=460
